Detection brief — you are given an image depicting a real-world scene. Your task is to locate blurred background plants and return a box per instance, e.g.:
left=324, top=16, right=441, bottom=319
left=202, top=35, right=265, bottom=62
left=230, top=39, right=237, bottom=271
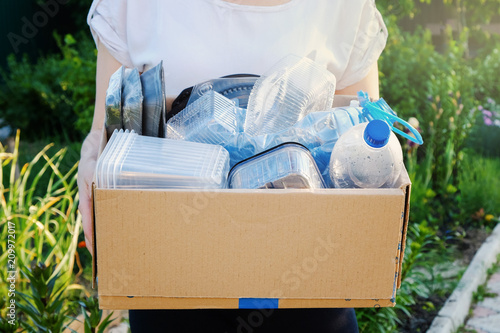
left=354, top=0, right=500, bottom=332
left=0, top=131, right=109, bottom=332
left=1, top=0, right=500, bottom=332
left=0, top=32, right=96, bottom=141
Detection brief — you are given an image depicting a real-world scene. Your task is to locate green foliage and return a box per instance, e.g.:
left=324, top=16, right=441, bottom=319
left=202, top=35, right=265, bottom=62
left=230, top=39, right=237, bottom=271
left=459, top=0, right=500, bottom=26
left=378, top=0, right=500, bottom=27
left=79, top=297, right=115, bottom=333
left=0, top=131, right=90, bottom=330
left=458, top=153, right=500, bottom=223
left=473, top=48, right=500, bottom=102
left=379, top=24, right=478, bottom=231
left=356, top=306, right=400, bottom=333
left=17, top=263, right=74, bottom=332
left=466, top=98, right=500, bottom=157
left=0, top=32, right=96, bottom=141
left=356, top=221, right=456, bottom=332
left=377, top=0, right=420, bottom=19
left=472, top=284, right=498, bottom=303
left=57, top=33, right=97, bottom=136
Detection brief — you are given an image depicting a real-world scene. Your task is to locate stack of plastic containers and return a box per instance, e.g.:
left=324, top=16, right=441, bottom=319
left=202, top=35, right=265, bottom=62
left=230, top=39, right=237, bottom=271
left=228, top=143, right=326, bottom=189
left=95, top=130, right=230, bottom=189
left=165, top=90, right=243, bottom=145
left=244, top=55, right=337, bottom=136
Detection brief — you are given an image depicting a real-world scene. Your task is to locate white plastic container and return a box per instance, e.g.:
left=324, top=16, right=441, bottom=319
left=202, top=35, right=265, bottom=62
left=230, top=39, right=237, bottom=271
left=228, top=142, right=326, bottom=189
left=329, top=120, right=403, bottom=188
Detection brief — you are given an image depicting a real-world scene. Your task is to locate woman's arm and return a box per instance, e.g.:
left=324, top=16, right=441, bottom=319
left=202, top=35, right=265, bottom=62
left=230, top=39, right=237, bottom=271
left=90, top=42, right=123, bottom=131
left=77, top=42, right=122, bottom=255
left=335, top=62, right=380, bottom=100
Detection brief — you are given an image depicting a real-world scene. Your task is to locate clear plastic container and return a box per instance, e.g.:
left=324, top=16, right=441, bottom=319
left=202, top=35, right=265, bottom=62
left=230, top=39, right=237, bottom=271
left=165, top=90, right=242, bottom=145
left=95, top=130, right=230, bottom=189
left=329, top=120, right=404, bottom=188
left=244, top=55, right=336, bottom=136
left=228, top=142, right=326, bottom=189
left=95, top=129, right=127, bottom=188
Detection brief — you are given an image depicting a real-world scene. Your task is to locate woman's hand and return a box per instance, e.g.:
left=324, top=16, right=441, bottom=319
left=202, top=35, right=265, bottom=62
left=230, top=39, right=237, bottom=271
left=77, top=129, right=102, bottom=256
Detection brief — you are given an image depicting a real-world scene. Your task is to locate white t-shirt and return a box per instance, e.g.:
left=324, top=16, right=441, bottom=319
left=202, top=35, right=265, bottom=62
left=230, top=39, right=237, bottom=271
left=88, top=0, right=387, bottom=100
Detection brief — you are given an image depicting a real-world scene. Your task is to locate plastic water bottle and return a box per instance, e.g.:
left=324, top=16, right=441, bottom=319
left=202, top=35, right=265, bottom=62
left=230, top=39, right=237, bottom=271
left=329, top=119, right=403, bottom=188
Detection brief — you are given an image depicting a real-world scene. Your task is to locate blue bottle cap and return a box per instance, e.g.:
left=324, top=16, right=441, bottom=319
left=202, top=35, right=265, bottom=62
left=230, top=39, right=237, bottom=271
left=364, top=119, right=390, bottom=148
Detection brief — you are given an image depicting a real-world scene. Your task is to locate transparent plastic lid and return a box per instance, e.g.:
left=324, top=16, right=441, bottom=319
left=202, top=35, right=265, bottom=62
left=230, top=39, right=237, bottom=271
left=228, top=142, right=326, bottom=189
left=95, top=130, right=230, bottom=189
left=165, top=90, right=242, bottom=145
left=244, top=55, right=336, bottom=136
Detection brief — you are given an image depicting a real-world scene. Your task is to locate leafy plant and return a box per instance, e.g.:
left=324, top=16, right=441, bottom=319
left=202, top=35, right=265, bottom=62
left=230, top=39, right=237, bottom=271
left=472, top=284, right=498, bottom=303
left=466, top=98, right=500, bottom=157
left=0, top=130, right=90, bottom=330
left=0, top=32, right=96, bottom=141
left=378, top=19, right=482, bottom=233
left=79, top=297, right=115, bottom=333
left=458, top=152, right=500, bottom=226
left=17, top=262, right=75, bottom=332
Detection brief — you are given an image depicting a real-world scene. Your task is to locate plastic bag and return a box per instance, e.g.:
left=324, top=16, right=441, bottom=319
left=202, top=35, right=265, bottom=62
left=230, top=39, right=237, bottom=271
left=105, top=66, right=124, bottom=140
left=122, top=68, right=143, bottom=134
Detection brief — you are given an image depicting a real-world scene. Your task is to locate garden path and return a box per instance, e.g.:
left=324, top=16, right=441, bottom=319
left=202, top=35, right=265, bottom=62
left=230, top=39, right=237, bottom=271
left=427, top=223, right=500, bottom=333
left=464, top=270, right=500, bottom=332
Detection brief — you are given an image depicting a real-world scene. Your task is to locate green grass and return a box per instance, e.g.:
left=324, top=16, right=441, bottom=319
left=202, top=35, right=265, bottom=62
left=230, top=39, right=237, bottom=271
left=458, top=152, right=500, bottom=222
left=0, top=131, right=90, bottom=331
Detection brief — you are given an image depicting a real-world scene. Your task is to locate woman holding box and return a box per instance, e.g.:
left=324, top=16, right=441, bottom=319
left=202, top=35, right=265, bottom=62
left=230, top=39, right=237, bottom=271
left=78, top=0, right=387, bottom=331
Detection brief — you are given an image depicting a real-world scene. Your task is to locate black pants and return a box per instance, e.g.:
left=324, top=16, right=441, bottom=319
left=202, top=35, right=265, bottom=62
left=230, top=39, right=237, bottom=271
left=129, top=308, right=359, bottom=333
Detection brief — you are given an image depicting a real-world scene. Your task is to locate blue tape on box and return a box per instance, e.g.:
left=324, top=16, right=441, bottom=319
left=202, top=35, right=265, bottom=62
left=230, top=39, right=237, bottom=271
left=238, top=298, right=279, bottom=309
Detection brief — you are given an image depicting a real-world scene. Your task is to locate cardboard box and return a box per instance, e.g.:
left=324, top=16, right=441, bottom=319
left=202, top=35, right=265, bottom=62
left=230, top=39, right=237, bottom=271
left=91, top=96, right=411, bottom=310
